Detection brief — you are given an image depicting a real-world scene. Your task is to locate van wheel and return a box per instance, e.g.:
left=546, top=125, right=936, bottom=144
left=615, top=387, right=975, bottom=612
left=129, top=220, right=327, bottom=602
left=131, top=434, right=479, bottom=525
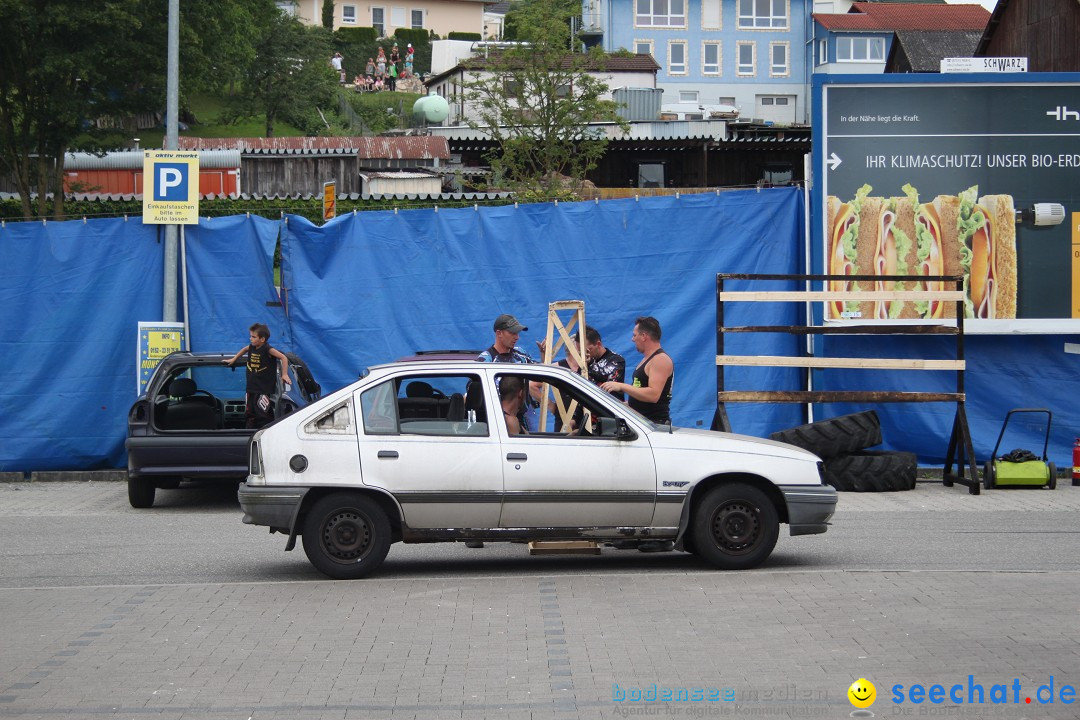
left=691, top=484, right=778, bottom=570
left=302, top=493, right=391, bottom=580
left=128, top=477, right=156, bottom=508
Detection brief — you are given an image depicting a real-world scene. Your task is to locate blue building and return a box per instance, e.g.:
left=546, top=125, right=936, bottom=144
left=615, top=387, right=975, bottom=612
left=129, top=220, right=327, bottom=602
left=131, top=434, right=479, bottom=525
left=581, top=0, right=810, bottom=124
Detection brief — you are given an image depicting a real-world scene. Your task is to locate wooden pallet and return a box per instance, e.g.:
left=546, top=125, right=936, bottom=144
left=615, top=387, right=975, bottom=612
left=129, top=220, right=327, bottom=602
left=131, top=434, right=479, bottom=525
left=527, top=540, right=601, bottom=555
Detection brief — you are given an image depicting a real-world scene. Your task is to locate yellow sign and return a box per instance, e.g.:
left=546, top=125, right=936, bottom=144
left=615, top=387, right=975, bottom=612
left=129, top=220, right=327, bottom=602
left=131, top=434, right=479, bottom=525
left=323, top=181, right=337, bottom=221
left=137, top=321, right=186, bottom=394
left=142, top=150, right=200, bottom=225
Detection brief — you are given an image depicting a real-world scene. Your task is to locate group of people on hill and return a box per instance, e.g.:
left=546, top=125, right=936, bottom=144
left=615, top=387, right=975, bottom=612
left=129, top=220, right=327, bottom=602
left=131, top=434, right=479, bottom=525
left=352, top=43, right=415, bottom=92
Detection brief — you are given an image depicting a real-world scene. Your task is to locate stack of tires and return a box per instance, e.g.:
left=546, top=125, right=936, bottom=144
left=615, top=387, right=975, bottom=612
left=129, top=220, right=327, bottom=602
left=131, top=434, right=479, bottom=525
left=769, top=410, right=917, bottom=492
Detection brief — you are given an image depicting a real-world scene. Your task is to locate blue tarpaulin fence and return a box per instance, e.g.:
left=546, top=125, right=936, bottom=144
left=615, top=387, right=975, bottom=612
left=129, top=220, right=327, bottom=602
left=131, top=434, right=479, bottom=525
left=1, top=188, right=1077, bottom=471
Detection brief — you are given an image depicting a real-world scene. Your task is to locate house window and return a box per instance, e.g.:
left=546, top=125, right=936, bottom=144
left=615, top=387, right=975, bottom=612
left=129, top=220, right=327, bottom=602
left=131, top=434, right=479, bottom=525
left=411, top=8, right=424, bottom=28
left=837, top=36, right=885, bottom=62
left=737, top=0, right=787, bottom=29
left=391, top=6, right=406, bottom=27
left=770, top=41, right=789, bottom=77
left=718, top=96, right=735, bottom=105
left=702, top=41, right=720, bottom=75
left=342, top=5, right=356, bottom=23
left=504, top=79, right=522, bottom=97
left=636, top=0, right=686, bottom=28
left=635, top=40, right=654, bottom=58
left=736, top=41, right=755, bottom=76
left=701, top=0, right=721, bottom=29
left=371, top=7, right=385, bottom=35
left=275, top=1, right=298, bottom=16
left=668, top=41, right=687, bottom=75
left=818, top=39, right=828, bottom=65
left=680, top=90, right=699, bottom=103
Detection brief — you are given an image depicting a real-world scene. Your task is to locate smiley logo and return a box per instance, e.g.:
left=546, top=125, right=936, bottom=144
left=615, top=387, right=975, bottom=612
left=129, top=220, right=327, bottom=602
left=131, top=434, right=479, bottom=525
left=848, top=678, right=876, bottom=708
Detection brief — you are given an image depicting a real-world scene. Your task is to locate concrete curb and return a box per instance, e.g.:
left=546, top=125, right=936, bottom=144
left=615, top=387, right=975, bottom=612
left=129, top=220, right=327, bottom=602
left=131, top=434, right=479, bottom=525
left=0, top=470, right=128, bottom=483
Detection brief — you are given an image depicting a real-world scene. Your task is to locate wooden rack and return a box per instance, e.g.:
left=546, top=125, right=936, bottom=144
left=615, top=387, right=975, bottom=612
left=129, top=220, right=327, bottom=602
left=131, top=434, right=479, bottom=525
left=713, top=272, right=980, bottom=495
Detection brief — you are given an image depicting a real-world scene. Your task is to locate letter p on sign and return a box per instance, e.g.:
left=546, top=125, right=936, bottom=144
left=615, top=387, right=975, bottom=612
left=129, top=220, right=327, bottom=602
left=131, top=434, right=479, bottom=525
left=154, top=163, right=188, bottom=201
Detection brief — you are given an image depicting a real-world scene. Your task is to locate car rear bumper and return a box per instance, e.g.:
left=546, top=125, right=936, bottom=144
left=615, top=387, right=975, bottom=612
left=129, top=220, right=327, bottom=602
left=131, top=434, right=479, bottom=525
left=779, top=484, right=837, bottom=536
left=238, top=484, right=308, bottom=530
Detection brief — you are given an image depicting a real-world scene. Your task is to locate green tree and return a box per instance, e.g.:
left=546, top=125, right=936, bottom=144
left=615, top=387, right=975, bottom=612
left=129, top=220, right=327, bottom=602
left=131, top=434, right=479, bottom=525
left=225, top=13, right=338, bottom=137
left=461, top=0, right=625, bottom=199
left=0, top=0, right=155, bottom=219
left=322, top=0, right=335, bottom=29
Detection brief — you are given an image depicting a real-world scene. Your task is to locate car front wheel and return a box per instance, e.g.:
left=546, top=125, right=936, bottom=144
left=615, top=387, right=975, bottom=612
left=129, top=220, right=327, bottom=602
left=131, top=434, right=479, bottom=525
left=302, top=493, right=392, bottom=580
left=691, top=483, right=779, bottom=570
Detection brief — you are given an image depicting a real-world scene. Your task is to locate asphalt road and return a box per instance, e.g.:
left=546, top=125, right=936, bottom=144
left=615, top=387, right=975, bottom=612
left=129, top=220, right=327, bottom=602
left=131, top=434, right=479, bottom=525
left=2, top=480, right=1078, bottom=720
left=0, top=479, right=1077, bottom=588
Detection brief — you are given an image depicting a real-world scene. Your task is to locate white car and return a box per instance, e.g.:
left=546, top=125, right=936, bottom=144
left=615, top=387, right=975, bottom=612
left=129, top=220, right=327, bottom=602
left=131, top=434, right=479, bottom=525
left=239, top=360, right=836, bottom=579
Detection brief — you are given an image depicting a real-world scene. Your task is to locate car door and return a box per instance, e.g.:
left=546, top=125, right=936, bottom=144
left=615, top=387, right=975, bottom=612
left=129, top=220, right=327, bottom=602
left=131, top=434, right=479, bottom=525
left=354, top=372, right=503, bottom=530
left=494, top=370, right=657, bottom=528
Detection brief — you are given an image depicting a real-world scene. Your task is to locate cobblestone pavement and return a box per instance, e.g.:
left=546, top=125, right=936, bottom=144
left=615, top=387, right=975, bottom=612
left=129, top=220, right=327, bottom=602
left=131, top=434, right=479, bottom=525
left=0, top=481, right=1077, bottom=720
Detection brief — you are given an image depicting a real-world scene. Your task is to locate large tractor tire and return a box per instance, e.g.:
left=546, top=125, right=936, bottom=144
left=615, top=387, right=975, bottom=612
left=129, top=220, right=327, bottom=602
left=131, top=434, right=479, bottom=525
left=769, top=410, right=882, bottom=460
left=823, top=450, right=917, bottom=492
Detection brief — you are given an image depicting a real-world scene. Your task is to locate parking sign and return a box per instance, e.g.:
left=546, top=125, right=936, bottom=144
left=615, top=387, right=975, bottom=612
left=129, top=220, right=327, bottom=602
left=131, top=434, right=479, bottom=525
left=142, top=151, right=200, bottom=224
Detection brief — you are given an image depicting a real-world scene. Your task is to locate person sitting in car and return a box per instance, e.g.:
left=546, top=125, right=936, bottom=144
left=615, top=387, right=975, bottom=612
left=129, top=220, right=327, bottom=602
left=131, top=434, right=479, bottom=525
left=499, top=375, right=528, bottom=435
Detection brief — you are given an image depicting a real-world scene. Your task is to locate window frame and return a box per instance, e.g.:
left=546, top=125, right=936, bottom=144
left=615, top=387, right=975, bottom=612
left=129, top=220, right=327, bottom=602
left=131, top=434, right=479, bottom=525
left=701, top=0, right=721, bottom=30
left=702, top=40, right=721, bottom=76
left=371, top=6, right=385, bottom=36
left=837, top=36, right=886, bottom=62
left=411, top=8, right=424, bottom=28
left=736, top=40, right=756, bottom=77
left=737, top=0, right=788, bottom=30
left=635, top=0, right=687, bottom=29
left=667, top=40, right=688, bottom=76
left=342, top=4, right=357, bottom=23
left=769, top=41, right=789, bottom=77
left=634, top=39, right=654, bottom=58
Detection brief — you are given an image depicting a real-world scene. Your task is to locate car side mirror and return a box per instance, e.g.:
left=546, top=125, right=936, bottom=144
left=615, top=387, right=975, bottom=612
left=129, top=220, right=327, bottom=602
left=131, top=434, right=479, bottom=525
left=599, top=417, right=634, bottom=439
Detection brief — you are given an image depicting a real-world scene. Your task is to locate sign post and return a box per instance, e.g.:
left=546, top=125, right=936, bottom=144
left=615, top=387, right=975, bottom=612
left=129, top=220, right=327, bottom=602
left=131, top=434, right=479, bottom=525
left=142, top=150, right=200, bottom=225
left=323, top=181, right=337, bottom=222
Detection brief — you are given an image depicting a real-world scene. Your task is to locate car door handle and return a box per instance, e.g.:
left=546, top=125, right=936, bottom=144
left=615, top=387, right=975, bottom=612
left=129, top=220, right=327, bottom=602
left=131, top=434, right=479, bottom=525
left=377, top=450, right=399, bottom=459
left=506, top=453, right=527, bottom=461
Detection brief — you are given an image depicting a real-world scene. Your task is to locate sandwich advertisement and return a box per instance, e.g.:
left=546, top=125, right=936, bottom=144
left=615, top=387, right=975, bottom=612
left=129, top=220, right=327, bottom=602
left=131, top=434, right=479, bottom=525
left=814, top=75, right=1080, bottom=332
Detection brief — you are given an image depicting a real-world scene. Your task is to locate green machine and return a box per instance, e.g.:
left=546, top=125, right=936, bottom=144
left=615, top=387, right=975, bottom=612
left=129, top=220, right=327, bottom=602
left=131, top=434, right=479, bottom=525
left=983, top=409, right=1057, bottom=490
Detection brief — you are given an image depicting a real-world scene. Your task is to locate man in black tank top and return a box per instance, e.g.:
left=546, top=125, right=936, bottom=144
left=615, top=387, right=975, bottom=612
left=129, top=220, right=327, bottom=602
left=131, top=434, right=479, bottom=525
left=226, top=323, right=291, bottom=428
left=600, top=316, right=673, bottom=424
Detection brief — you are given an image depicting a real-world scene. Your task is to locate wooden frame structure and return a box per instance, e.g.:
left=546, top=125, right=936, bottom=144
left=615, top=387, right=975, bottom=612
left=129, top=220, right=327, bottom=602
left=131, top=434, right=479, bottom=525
left=713, top=273, right=981, bottom=495
left=538, top=300, right=589, bottom=431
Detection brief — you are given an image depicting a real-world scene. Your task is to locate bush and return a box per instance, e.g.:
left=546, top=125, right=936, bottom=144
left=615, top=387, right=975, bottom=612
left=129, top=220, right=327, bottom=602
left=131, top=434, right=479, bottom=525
left=448, top=32, right=481, bottom=41
left=336, top=27, right=379, bottom=44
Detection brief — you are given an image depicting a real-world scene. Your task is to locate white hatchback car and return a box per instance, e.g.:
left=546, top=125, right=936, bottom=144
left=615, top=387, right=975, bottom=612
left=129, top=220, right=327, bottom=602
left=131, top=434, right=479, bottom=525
left=240, top=360, right=836, bottom=579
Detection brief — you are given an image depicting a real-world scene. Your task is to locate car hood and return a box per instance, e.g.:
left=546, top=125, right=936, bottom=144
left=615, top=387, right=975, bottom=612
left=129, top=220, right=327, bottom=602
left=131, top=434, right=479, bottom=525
left=646, top=426, right=821, bottom=462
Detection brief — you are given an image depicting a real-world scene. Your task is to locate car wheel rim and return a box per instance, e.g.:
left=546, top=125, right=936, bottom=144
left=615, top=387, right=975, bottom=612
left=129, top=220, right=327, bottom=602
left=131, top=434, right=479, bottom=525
left=711, top=500, right=761, bottom=555
left=321, top=509, right=373, bottom=563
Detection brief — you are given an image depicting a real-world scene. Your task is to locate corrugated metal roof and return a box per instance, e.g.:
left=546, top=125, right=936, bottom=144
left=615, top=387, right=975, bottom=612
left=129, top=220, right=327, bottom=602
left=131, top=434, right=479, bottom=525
left=426, top=52, right=659, bottom=86
left=178, top=136, right=450, bottom=159
left=815, top=2, right=989, bottom=31
left=63, top=149, right=241, bottom=169
left=359, top=171, right=438, bottom=180
left=429, top=120, right=726, bottom=142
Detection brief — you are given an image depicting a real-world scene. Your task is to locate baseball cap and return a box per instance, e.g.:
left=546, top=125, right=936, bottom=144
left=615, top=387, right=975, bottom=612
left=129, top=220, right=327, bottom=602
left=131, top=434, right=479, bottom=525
left=493, top=314, right=527, bottom=333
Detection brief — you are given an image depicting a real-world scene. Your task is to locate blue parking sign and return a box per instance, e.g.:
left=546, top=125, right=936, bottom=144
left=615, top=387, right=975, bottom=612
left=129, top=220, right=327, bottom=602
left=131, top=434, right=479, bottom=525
left=154, top=163, right=189, bottom=201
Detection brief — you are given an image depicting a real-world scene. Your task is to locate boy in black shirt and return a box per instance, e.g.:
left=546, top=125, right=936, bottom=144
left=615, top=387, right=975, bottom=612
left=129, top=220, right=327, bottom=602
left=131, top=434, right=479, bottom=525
left=225, top=323, right=291, bottom=428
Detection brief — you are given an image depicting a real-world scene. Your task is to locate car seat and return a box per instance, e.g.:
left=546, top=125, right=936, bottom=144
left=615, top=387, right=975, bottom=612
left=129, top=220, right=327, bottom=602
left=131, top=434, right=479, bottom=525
left=161, top=378, right=220, bottom=430
left=465, top=380, right=486, bottom=423
left=447, top=393, right=466, bottom=422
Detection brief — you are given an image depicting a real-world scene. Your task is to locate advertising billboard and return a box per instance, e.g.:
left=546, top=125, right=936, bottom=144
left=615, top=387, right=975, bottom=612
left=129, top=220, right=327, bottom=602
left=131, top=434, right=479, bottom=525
left=813, top=74, right=1080, bottom=333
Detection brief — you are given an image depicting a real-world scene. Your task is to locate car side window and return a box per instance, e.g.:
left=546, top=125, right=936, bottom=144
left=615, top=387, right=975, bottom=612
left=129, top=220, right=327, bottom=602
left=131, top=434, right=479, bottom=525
left=360, top=380, right=399, bottom=435
left=305, top=400, right=353, bottom=435
left=500, top=373, right=616, bottom=437
left=361, top=374, right=488, bottom=437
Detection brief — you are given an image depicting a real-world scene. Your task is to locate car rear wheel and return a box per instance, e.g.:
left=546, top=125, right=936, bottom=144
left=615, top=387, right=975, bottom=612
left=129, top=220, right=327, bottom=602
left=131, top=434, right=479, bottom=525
left=128, top=477, right=156, bottom=508
left=691, top=483, right=778, bottom=570
left=302, top=493, right=391, bottom=580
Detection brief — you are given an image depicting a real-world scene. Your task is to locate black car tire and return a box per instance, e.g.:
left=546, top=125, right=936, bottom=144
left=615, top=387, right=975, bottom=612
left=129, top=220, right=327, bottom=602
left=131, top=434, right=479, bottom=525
left=824, top=450, right=916, bottom=492
left=983, top=461, right=996, bottom=490
left=302, top=493, right=391, bottom=580
left=1048, top=462, right=1057, bottom=490
left=769, top=410, right=882, bottom=460
left=128, top=477, right=156, bottom=508
left=691, top=483, right=779, bottom=570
